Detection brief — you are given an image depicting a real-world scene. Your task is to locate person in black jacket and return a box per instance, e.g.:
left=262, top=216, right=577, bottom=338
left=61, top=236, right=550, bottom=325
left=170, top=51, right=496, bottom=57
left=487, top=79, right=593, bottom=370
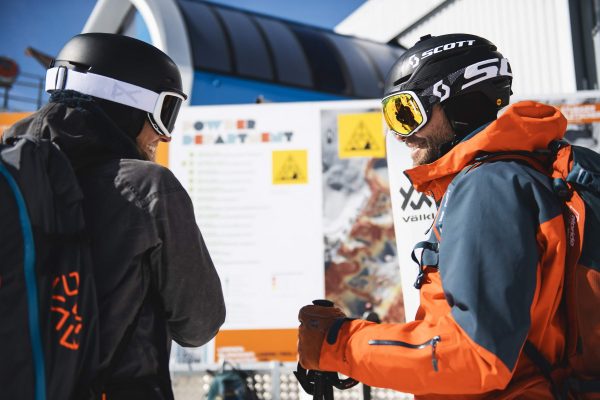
left=4, top=33, right=226, bottom=399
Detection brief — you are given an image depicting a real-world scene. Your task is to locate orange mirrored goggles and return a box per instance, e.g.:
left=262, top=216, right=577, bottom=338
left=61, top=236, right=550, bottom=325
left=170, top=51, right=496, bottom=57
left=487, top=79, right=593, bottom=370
left=381, top=91, right=428, bottom=137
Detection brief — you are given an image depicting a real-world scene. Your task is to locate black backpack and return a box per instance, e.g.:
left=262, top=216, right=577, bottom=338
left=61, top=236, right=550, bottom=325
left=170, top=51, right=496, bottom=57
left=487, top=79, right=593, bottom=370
left=207, top=362, right=260, bottom=400
left=0, top=135, right=99, bottom=400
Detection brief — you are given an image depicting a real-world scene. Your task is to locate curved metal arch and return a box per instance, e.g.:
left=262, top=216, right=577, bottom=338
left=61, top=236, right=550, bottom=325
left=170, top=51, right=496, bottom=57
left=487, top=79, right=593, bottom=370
left=81, top=0, right=194, bottom=102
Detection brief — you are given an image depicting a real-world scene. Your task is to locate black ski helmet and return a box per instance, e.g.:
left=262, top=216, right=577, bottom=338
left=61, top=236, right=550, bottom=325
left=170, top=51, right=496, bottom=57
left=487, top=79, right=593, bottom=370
left=384, top=33, right=512, bottom=137
left=49, top=33, right=186, bottom=139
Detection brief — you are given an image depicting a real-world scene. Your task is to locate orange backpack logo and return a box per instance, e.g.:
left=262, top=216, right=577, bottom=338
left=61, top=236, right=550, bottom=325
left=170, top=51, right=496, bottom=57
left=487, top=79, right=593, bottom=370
left=50, top=272, right=83, bottom=350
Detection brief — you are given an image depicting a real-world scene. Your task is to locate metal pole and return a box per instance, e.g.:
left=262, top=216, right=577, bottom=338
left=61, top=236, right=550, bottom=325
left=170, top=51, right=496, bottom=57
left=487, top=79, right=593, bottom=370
left=3, top=87, right=9, bottom=110
left=272, top=362, right=280, bottom=400
left=362, top=383, right=372, bottom=400
left=37, top=78, right=44, bottom=109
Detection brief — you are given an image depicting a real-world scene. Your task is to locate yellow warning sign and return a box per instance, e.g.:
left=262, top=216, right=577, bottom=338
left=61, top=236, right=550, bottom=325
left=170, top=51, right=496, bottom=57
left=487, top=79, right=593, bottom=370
left=337, top=112, right=385, bottom=159
left=272, top=150, right=308, bottom=185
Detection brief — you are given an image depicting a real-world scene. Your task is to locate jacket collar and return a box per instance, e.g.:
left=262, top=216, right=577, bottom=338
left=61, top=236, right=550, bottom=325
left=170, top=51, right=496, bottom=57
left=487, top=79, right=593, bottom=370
left=404, top=101, right=567, bottom=202
left=4, top=95, right=143, bottom=170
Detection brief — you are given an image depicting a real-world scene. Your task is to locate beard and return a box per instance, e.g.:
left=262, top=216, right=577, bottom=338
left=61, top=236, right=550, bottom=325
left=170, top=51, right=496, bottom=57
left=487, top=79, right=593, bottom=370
left=405, top=107, right=455, bottom=166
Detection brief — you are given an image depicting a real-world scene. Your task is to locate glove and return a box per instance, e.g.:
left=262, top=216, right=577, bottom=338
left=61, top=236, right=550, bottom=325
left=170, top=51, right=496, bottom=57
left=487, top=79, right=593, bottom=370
left=297, top=303, right=346, bottom=370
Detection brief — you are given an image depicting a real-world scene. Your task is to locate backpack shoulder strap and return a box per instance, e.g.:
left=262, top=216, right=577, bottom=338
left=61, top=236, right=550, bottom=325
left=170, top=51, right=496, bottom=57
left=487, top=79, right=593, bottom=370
left=472, top=150, right=551, bottom=175
left=550, top=143, right=586, bottom=289
left=0, top=147, right=47, bottom=400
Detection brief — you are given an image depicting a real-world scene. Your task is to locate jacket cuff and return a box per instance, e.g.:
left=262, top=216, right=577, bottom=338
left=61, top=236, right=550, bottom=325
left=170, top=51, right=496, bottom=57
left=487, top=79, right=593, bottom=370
left=319, top=319, right=374, bottom=375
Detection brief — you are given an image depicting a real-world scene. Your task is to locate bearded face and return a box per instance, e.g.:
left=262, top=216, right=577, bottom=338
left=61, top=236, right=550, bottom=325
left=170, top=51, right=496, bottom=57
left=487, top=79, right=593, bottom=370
left=400, top=104, right=455, bottom=166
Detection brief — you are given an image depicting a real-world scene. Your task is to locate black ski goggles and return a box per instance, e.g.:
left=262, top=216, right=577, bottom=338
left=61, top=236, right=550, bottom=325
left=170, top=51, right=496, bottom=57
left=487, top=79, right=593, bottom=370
left=46, top=66, right=186, bottom=138
left=381, top=90, right=429, bottom=138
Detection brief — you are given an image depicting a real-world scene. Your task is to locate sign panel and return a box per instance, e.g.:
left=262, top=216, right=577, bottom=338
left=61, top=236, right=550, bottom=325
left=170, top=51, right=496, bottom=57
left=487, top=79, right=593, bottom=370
left=170, top=103, right=325, bottom=332
left=168, top=100, right=414, bottom=364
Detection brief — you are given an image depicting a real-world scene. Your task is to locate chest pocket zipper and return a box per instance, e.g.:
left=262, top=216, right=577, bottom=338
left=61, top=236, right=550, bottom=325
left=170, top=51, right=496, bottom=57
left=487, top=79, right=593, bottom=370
left=368, top=336, right=441, bottom=372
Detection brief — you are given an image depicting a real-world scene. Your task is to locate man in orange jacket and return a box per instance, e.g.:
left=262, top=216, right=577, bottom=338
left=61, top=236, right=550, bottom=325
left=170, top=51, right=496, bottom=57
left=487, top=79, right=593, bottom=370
left=297, top=33, right=570, bottom=399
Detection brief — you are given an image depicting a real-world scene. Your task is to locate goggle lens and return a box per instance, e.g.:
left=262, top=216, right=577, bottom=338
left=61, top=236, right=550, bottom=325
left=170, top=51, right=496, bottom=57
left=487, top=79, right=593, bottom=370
left=160, top=94, right=183, bottom=134
left=382, top=91, right=426, bottom=137
left=151, top=91, right=186, bottom=137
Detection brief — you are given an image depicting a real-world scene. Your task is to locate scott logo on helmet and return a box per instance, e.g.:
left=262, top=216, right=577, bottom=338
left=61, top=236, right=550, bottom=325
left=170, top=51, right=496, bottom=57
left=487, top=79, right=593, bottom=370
left=408, top=40, right=476, bottom=70
left=462, top=58, right=512, bottom=90
left=433, top=80, right=450, bottom=101
left=430, top=58, right=512, bottom=101
left=409, top=55, right=420, bottom=68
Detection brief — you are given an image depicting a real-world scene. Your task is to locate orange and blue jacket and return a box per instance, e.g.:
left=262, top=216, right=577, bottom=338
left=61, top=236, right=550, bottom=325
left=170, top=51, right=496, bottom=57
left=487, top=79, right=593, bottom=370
left=320, top=101, right=569, bottom=399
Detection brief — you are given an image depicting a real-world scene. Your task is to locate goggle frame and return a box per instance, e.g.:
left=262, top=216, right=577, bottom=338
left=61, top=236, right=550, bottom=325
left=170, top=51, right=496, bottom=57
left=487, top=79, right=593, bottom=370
left=381, top=90, right=429, bottom=138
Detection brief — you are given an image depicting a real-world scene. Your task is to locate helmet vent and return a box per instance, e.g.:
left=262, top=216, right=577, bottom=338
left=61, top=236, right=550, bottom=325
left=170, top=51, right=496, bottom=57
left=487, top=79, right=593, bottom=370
left=393, top=75, right=411, bottom=87
left=68, top=61, right=91, bottom=72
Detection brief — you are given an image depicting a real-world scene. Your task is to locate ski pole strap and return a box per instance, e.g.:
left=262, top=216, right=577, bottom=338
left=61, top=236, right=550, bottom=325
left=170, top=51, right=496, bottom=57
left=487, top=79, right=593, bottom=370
left=326, top=318, right=354, bottom=345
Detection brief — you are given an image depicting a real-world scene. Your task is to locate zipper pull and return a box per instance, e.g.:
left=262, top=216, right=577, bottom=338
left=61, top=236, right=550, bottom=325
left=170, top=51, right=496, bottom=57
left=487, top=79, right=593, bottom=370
left=431, top=336, right=441, bottom=372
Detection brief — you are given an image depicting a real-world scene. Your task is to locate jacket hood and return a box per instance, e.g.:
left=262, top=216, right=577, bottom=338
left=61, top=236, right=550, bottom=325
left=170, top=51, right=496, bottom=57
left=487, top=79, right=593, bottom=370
left=3, top=91, right=143, bottom=170
left=404, top=101, right=568, bottom=201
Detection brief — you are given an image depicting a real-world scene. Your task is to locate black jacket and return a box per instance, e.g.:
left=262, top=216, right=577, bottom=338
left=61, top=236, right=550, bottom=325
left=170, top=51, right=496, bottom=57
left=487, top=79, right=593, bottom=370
left=4, top=94, right=226, bottom=398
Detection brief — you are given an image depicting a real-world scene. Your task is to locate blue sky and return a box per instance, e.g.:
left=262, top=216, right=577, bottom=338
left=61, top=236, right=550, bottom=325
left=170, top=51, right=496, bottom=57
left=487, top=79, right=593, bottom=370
left=1, top=0, right=364, bottom=110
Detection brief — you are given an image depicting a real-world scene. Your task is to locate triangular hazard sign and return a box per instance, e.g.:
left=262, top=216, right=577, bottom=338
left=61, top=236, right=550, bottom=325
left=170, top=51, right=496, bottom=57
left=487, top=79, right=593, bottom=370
left=277, top=156, right=304, bottom=181
left=344, top=121, right=380, bottom=152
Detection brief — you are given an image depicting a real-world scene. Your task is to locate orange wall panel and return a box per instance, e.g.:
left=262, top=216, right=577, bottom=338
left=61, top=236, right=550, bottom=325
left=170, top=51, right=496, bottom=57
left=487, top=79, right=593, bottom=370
left=0, top=112, right=32, bottom=138
left=215, top=329, right=298, bottom=363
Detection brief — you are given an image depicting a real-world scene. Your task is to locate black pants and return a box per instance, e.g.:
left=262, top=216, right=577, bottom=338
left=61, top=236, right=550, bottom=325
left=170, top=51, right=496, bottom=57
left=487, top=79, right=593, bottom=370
left=95, top=377, right=173, bottom=400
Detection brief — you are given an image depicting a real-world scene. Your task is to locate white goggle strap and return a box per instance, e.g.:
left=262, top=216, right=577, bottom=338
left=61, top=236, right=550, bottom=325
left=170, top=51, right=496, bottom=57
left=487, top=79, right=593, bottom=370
left=45, top=66, right=157, bottom=114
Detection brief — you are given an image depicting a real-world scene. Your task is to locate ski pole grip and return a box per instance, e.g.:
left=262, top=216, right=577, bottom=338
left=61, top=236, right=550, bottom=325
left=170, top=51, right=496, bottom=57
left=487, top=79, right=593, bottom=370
left=312, top=299, right=334, bottom=307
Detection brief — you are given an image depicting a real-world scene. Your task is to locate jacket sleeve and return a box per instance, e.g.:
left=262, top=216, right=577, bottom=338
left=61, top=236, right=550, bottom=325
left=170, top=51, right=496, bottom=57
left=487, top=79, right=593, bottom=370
left=319, top=162, right=560, bottom=395
left=150, top=173, right=226, bottom=347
